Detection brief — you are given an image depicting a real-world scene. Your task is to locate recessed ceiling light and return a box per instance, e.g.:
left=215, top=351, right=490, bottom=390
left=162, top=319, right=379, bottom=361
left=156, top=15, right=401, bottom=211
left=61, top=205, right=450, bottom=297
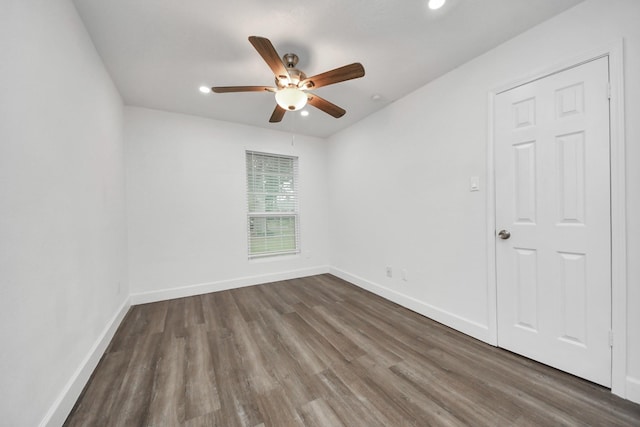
left=371, top=94, right=382, bottom=101
left=300, top=110, right=309, bottom=117
left=199, top=86, right=211, bottom=94
left=428, top=0, right=446, bottom=10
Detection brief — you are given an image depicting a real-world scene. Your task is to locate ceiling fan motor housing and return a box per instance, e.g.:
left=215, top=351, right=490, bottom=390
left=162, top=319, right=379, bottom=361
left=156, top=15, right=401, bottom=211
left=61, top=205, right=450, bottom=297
left=274, top=53, right=306, bottom=88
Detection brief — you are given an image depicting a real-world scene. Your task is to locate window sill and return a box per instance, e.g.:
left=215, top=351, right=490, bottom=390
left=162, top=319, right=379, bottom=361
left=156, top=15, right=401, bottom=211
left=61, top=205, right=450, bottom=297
left=248, top=252, right=301, bottom=263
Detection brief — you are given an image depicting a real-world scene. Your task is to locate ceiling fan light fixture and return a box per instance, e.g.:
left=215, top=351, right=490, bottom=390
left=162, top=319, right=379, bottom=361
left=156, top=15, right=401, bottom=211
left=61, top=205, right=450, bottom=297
left=275, top=87, right=307, bottom=111
left=428, top=0, right=446, bottom=10
left=212, top=36, right=364, bottom=122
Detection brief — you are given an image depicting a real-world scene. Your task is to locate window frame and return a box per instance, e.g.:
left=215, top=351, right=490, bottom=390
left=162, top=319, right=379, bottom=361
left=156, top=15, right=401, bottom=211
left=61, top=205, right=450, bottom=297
left=245, top=150, right=300, bottom=259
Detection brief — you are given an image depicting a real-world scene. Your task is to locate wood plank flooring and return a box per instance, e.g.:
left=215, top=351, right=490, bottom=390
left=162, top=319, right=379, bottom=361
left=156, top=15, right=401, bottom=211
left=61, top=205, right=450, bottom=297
left=65, top=274, right=640, bottom=426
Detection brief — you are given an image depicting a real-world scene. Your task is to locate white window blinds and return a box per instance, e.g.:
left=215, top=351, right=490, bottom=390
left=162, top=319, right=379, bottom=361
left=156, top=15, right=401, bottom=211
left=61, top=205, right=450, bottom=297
left=246, top=151, right=299, bottom=258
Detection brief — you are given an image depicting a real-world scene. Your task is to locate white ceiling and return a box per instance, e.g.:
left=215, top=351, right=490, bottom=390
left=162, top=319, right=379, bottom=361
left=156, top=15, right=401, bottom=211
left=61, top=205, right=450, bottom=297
left=73, top=0, right=584, bottom=138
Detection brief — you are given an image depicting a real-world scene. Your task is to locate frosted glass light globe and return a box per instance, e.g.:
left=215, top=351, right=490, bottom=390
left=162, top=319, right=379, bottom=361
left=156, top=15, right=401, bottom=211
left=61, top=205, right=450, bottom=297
left=428, top=0, right=446, bottom=10
left=275, top=88, right=308, bottom=111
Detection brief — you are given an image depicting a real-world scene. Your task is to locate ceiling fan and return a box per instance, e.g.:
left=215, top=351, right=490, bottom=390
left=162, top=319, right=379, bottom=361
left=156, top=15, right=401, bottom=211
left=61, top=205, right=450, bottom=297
left=211, top=36, right=365, bottom=123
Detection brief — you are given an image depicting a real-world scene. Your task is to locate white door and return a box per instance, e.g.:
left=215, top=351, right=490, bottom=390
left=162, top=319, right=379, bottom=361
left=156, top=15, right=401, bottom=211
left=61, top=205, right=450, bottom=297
left=494, top=57, right=611, bottom=387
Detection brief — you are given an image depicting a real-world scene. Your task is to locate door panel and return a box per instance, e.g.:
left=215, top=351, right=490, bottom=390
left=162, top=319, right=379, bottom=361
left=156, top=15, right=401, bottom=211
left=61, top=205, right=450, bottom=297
left=495, top=57, right=611, bottom=387
left=514, top=248, right=538, bottom=331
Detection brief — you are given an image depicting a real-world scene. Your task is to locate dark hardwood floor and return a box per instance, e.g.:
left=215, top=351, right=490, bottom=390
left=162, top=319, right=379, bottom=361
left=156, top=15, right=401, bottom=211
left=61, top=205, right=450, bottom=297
left=65, top=274, right=640, bottom=426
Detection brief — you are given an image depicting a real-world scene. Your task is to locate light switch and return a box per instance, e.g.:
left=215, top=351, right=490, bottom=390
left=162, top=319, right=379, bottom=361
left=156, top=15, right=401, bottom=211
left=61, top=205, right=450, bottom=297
left=470, top=176, right=480, bottom=192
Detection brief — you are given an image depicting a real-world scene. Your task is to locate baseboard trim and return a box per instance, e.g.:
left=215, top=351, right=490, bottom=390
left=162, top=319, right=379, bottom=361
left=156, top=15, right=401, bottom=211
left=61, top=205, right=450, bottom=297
left=130, top=265, right=331, bottom=305
left=39, top=296, right=131, bottom=427
left=330, top=267, right=490, bottom=343
left=625, top=376, right=640, bottom=404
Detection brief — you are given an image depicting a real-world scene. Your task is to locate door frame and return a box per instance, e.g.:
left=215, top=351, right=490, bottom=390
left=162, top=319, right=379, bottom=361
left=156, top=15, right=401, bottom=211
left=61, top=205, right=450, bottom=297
left=486, top=40, right=627, bottom=398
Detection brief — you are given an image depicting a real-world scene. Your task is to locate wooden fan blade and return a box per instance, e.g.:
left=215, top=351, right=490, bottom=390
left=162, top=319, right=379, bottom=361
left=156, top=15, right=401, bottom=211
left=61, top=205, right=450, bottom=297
left=269, top=105, right=286, bottom=123
left=307, top=94, right=346, bottom=118
left=211, top=86, right=276, bottom=93
left=300, top=63, right=365, bottom=89
left=248, top=36, right=290, bottom=82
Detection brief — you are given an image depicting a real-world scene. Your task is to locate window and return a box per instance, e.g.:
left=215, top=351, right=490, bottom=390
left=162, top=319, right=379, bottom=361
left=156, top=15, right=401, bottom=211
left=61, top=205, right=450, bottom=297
left=246, top=151, right=299, bottom=258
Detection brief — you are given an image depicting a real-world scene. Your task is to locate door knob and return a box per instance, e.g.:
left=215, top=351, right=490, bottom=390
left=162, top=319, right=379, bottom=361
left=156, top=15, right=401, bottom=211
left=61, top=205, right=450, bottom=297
left=498, top=229, right=511, bottom=240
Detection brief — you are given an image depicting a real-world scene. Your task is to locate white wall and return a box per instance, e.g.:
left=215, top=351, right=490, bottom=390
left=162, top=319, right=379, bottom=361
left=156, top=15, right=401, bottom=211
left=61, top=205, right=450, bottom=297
left=0, top=1, right=128, bottom=426
left=327, top=0, right=640, bottom=402
left=125, top=107, right=330, bottom=301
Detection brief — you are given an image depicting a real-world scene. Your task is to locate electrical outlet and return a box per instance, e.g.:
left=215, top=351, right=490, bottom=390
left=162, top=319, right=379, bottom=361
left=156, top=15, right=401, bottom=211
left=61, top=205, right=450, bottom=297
left=386, top=266, right=393, bottom=278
